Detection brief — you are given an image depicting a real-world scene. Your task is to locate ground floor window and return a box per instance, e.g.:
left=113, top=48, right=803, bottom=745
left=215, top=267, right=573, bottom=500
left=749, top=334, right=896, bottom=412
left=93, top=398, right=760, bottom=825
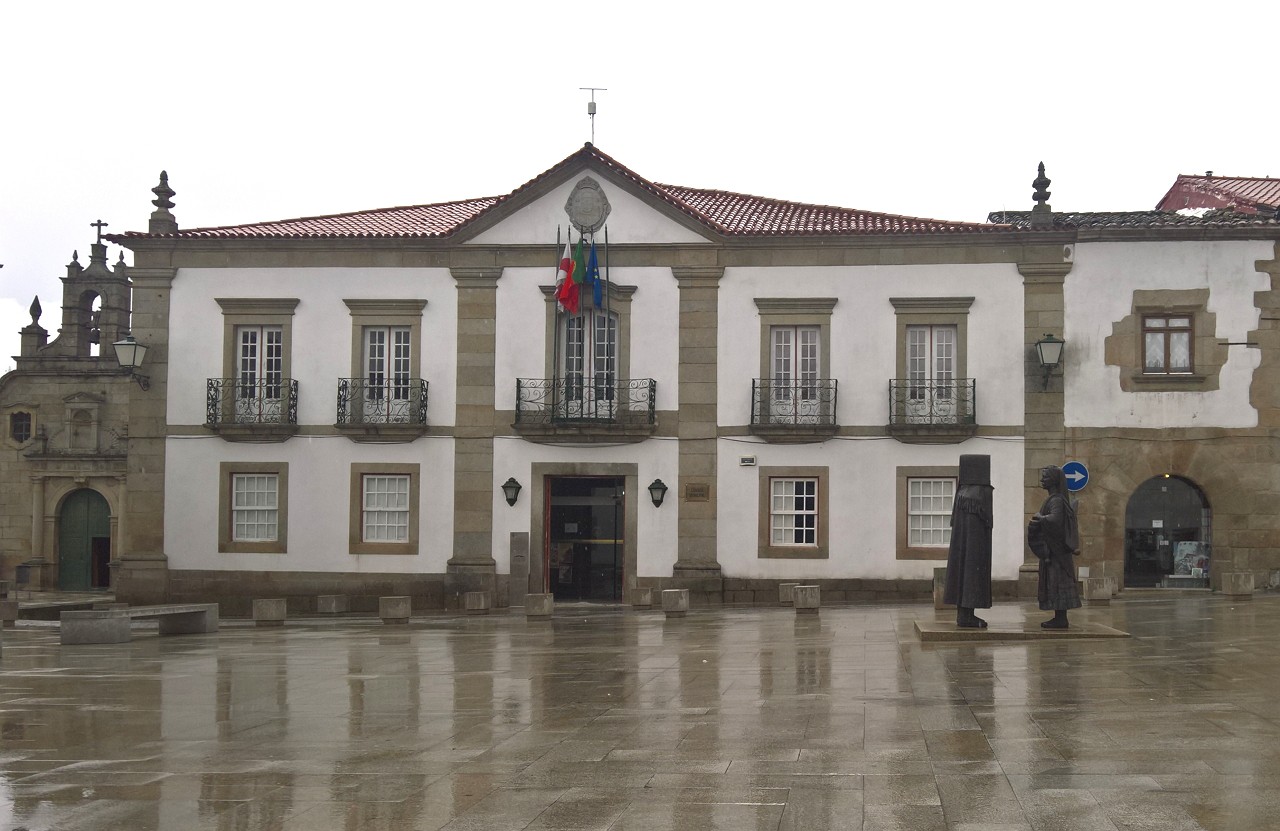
left=907, top=477, right=955, bottom=547
left=757, top=467, right=829, bottom=559
left=219, top=462, right=289, bottom=553
left=349, top=463, right=419, bottom=555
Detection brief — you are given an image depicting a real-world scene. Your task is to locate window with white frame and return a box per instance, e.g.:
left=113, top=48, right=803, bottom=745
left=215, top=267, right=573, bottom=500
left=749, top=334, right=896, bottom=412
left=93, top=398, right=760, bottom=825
left=770, top=325, right=820, bottom=413
left=231, top=473, right=279, bottom=542
left=1142, top=314, right=1192, bottom=374
left=907, top=477, right=955, bottom=547
left=907, top=324, right=955, bottom=398
left=770, top=477, right=818, bottom=546
left=561, top=309, right=618, bottom=407
left=219, top=462, right=288, bottom=553
left=364, top=325, right=412, bottom=419
left=236, top=325, right=284, bottom=420
left=362, top=474, right=410, bottom=542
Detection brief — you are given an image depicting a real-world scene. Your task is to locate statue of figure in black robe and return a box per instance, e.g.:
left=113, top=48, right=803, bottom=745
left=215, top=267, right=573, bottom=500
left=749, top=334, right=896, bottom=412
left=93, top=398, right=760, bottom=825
left=944, top=454, right=993, bottom=628
left=1028, top=465, right=1081, bottom=628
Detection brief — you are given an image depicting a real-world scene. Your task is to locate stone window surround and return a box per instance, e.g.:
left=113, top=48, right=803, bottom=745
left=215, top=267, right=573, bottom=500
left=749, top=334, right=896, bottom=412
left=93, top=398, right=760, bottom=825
left=343, top=299, right=428, bottom=378
left=218, top=461, right=289, bottom=554
left=215, top=298, right=299, bottom=383
left=889, top=297, right=973, bottom=381
left=8, top=409, right=34, bottom=446
left=896, top=465, right=958, bottom=560
left=348, top=462, right=420, bottom=556
left=757, top=465, right=830, bottom=559
left=539, top=284, right=636, bottom=381
left=1108, top=289, right=1222, bottom=393
left=754, top=298, right=837, bottom=380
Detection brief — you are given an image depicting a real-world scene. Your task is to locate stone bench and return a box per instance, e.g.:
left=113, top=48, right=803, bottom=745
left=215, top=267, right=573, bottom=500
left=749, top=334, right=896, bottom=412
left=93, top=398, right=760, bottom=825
left=317, top=594, right=349, bottom=614
left=464, top=591, right=491, bottom=615
left=779, top=582, right=799, bottom=607
left=525, top=593, right=553, bottom=618
left=253, top=598, right=287, bottom=627
left=60, top=603, right=220, bottom=645
left=630, top=587, right=653, bottom=608
left=0, top=599, right=17, bottom=629
left=662, top=588, right=689, bottom=618
left=794, top=585, right=820, bottom=615
left=380, top=596, right=410, bottom=625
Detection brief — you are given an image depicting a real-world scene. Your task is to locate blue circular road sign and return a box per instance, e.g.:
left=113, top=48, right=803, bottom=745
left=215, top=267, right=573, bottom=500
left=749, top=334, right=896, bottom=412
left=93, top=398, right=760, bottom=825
left=1062, top=461, right=1089, bottom=492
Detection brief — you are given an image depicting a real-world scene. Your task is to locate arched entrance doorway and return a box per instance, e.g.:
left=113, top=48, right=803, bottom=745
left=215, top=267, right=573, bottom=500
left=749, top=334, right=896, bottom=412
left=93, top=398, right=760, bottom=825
left=1124, top=475, right=1211, bottom=588
left=58, top=488, right=112, bottom=590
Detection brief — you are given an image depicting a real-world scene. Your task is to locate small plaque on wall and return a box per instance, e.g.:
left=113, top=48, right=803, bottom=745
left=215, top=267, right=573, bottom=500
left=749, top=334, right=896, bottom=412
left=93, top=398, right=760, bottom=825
left=684, top=483, right=710, bottom=502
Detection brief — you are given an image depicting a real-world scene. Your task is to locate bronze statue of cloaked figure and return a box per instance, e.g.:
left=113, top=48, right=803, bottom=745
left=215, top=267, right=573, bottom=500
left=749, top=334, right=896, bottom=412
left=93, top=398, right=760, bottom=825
left=944, top=454, right=993, bottom=628
left=1028, top=465, right=1081, bottom=628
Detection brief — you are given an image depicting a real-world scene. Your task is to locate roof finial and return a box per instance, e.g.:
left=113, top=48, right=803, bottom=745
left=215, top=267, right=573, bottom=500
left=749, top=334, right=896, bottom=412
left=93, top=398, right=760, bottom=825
left=1030, top=162, right=1053, bottom=229
left=149, top=170, right=178, bottom=234
left=29, top=296, right=41, bottom=326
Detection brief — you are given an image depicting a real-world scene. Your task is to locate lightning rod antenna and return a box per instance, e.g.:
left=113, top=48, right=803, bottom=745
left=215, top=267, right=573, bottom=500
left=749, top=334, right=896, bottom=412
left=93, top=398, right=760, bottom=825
left=580, top=87, right=607, bottom=144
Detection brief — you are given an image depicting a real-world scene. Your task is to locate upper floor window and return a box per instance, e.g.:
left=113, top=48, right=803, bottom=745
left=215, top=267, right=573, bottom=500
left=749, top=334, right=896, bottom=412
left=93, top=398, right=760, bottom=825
left=10, top=412, right=32, bottom=444
left=771, top=325, right=820, bottom=408
left=562, top=309, right=618, bottom=405
left=1142, top=315, right=1192, bottom=374
left=211, top=298, right=299, bottom=438
left=907, top=324, right=956, bottom=399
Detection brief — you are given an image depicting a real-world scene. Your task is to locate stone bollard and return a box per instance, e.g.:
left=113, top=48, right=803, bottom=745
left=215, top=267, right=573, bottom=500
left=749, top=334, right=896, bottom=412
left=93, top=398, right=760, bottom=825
left=253, top=598, right=287, bottom=627
left=662, top=589, right=689, bottom=618
left=794, top=585, right=820, bottom=615
left=464, top=591, right=491, bottom=615
left=379, top=596, right=411, bottom=625
left=933, top=568, right=949, bottom=610
left=630, top=587, right=653, bottom=608
left=0, top=599, right=18, bottom=629
left=1223, top=572, right=1254, bottom=598
left=525, top=593, right=553, bottom=618
left=779, top=582, right=799, bottom=606
left=317, top=595, right=348, bottom=615
left=1102, top=576, right=1118, bottom=597
left=1082, top=578, right=1110, bottom=606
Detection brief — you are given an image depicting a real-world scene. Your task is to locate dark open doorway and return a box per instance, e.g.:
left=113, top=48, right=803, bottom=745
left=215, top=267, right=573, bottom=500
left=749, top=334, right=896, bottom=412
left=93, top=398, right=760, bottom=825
left=546, top=476, right=625, bottom=601
left=1124, top=475, right=1211, bottom=588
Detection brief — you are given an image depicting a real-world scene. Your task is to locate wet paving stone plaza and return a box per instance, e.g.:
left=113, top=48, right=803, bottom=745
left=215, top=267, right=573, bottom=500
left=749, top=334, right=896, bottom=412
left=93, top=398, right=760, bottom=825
left=3, top=594, right=1280, bottom=830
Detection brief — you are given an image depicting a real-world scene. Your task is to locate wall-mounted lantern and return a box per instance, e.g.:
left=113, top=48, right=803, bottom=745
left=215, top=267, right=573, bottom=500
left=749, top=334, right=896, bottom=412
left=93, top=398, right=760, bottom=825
left=1034, top=333, right=1065, bottom=389
left=648, top=478, right=668, bottom=508
left=112, top=334, right=151, bottom=390
left=501, top=477, right=522, bottom=507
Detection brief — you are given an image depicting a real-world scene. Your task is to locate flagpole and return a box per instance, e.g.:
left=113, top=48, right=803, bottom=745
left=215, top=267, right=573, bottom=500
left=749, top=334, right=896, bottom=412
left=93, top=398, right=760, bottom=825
left=604, top=224, right=613, bottom=407
left=552, top=225, right=562, bottom=417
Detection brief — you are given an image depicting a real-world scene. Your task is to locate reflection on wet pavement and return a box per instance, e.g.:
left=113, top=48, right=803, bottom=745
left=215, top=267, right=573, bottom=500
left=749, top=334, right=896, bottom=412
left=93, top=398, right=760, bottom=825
left=2, top=596, right=1280, bottom=830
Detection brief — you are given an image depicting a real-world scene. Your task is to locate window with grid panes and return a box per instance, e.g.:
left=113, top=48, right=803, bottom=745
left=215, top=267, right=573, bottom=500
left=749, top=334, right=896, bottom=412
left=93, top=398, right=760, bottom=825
left=907, top=477, right=955, bottom=547
left=362, top=474, right=410, bottom=542
left=770, top=477, right=818, bottom=546
left=231, top=473, right=279, bottom=542
left=1143, top=315, right=1192, bottom=374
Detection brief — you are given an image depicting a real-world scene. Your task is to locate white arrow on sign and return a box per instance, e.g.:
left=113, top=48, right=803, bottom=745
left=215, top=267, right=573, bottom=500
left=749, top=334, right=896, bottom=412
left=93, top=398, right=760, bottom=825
left=1066, top=470, right=1086, bottom=484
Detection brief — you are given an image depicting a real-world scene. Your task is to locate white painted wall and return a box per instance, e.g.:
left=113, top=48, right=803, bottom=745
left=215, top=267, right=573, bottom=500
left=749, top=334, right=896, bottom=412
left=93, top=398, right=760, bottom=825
left=716, top=437, right=1025, bottom=580
left=490, top=437, right=680, bottom=577
left=164, top=435, right=456, bottom=573
left=167, top=267, right=459, bottom=428
left=717, top=264, right=1027, bottom=427
left=1064, top=240, right=1271, bottom=429
left=467, top=174, right=712, bottom=246
left=493, top=267, right=681, bottom=412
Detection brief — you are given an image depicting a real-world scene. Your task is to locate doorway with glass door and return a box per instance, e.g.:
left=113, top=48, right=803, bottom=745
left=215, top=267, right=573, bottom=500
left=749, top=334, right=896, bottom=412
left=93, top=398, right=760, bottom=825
left=546, top=476, right=625, bottom=601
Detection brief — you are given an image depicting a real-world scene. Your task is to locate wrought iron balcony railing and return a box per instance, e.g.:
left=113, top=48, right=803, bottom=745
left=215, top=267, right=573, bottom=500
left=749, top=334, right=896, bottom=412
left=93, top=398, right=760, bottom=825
left=207, top=378, right=299, bottom=425
left=336, top=378, right=428, bottom=425
left=751, top=378, right=838, bottom=426
left=888, top=378, right=976, bottom=426
left=515, top=378, right=656, bottom=426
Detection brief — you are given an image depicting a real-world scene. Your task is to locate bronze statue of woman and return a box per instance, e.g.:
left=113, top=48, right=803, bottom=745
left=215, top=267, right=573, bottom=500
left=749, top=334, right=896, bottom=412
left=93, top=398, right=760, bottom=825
left=1028, top=465, right=1081, bottom=628
left=944, top=454, right=993, bottom=628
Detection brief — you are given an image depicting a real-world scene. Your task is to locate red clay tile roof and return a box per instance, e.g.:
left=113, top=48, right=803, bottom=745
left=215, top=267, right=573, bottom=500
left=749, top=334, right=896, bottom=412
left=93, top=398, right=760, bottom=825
left=109, top=144, right=1013, bottom=243
left=989, top=209, right=1280, bottom=230
left=1157, top=174, right=1280, bottom=214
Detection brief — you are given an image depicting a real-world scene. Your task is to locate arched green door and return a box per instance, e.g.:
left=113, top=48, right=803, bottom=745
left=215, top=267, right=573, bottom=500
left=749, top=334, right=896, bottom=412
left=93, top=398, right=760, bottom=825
left=58, top=489, right=111, bottom=590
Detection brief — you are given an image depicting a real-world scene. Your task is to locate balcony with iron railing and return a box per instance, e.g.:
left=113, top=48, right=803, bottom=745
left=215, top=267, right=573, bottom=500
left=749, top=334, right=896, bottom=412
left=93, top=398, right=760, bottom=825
left=514, top=377, right=657, bottom=443
left=887, top=378, right=977, bottom=444
left=749, top=378, right=838, bottom=442
left=206, top=378, right=299, bottom=442
left=335, top=378, right=429, bottom=442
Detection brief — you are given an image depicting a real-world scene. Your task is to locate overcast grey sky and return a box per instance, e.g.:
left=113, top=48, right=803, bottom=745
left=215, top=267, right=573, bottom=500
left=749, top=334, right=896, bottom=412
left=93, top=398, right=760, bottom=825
left=3, top=1, right=1276, bottom=369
